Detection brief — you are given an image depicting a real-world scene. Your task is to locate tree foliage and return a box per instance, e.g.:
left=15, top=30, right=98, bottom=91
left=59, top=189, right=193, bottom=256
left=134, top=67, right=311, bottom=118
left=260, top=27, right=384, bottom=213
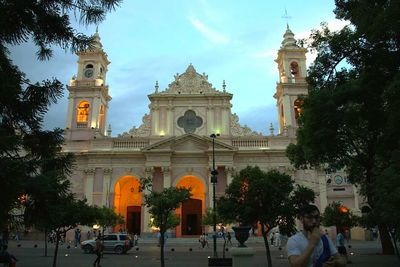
left=0, top=0, right=120, bottom=231
left=140, top=177, right=191, bottom=267
left=286, top=0, right=400, bottom=254
left=217, top=166, right=315, bottom=267
left=321, top=202, right=359, bottom=230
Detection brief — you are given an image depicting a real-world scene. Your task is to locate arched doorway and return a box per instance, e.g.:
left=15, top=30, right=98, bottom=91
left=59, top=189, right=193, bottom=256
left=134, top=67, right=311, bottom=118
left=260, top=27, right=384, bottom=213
left=176, top=175, right=206, bottom=237
left=114, top=176, right=142, bottom=234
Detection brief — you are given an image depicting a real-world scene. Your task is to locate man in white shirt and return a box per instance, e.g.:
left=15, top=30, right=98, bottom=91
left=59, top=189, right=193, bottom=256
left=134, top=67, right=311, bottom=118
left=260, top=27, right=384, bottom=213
left=287, top=204, right=346, bottom=267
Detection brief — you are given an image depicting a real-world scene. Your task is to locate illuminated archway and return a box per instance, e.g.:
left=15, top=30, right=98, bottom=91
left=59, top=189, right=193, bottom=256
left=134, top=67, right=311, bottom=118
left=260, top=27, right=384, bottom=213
left=175, top=175, right=206, bottom=236
left=113, top=176, right=142, bottom=234
left=76, top=101, right=90, bottom=127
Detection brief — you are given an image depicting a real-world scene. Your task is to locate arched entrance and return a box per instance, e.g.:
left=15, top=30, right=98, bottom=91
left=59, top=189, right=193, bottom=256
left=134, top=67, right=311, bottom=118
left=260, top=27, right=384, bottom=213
left=176, top=175, right=206, bottom=237
left=114, top=176, right=142, bottom=234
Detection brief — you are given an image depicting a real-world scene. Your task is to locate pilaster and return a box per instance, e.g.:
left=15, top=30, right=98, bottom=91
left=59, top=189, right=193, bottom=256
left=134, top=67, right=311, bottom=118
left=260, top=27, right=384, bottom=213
left=102, top=168, right=112, bottom=207
left=318, top=174, right=328, bottom=211
left=162, top=167, right=171, bottom=188
left=84, top=168, right=95, bottom=205
left=226, top=166, right=235, bottom=186
left=143, top=166, right=154, bottom=233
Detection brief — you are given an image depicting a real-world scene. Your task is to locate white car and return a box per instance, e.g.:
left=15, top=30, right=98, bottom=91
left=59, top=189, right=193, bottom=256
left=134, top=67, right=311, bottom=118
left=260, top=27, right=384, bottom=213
left=81, top=233, right=133, bottom=254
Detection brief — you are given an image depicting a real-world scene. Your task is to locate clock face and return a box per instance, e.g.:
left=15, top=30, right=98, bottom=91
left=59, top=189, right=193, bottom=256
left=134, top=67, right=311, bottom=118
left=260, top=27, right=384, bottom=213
left=84, top=69, right=93, bottom=78
left=334, top=175, right=343, bottom=185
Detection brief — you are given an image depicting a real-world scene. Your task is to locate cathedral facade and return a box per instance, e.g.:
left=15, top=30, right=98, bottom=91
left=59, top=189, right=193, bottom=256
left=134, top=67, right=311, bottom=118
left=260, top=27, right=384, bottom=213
left=63, top=28, right=361, bottom=237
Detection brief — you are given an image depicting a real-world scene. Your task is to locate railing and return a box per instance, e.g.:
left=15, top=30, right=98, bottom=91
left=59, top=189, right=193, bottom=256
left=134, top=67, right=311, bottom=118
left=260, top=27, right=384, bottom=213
left=112, top=139, right=149, bottom=149
left=231, top=138, right=269, bottom=148
left=76, top=122, right=88, bottom=128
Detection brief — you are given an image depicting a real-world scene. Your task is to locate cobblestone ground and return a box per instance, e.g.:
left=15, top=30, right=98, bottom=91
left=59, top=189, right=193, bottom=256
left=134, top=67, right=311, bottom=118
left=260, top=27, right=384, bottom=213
left=6, top=238, right=399, bottom=267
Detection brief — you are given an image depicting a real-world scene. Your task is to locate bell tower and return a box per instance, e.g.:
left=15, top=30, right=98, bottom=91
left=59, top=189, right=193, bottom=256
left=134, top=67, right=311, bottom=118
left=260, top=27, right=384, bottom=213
left=274, top=25, right=308, bottom=137
left=65, top=30, right=112, bottom=140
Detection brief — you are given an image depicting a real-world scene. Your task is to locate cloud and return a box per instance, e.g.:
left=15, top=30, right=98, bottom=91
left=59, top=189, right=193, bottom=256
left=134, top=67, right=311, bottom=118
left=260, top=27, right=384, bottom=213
left=188, top=17, right=230, bottom=44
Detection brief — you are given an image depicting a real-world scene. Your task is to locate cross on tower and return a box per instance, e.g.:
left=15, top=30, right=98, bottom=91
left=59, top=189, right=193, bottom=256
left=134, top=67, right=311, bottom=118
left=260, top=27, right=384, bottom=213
left=282, top=8, right=292, bottom=29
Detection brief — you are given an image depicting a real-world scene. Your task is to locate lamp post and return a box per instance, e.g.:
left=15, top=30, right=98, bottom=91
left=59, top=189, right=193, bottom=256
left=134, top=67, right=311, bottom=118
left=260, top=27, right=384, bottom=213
left=210, top=133, right=219, bottom=258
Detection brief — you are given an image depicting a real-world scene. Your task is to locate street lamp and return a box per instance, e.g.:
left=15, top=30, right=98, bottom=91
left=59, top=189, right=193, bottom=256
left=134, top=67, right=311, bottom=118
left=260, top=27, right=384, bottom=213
left=210, top=133, right=219, bottom=258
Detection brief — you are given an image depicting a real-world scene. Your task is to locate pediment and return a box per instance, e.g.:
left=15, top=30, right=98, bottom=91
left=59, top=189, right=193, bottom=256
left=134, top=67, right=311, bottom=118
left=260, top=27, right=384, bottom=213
left=142, top=133, right=237, bottom=152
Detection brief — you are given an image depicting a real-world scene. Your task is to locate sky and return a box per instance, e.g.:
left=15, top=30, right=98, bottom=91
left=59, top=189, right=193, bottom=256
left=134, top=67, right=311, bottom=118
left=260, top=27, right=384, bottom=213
left=10, top=0, right=348, bottom=136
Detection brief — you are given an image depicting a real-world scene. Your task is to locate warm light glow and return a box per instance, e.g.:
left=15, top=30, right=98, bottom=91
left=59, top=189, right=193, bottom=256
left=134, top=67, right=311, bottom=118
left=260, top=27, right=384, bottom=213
left=339, top=206, right=349, bottom=213
left=93, top=224, right=100, bottom=230
left=159, top=130, right=165, bottom=136
left=77, top=101, right=90, bottom=123
left=214, top=129, right=221, bottom=135
left=114, top=176, right=142, bottom=231
left=95, top=78, right=103, bottom=86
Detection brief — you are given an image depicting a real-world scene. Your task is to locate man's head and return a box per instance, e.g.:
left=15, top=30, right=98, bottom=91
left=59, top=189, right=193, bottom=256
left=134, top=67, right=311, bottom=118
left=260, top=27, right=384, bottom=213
left=298, top=204, right=321, bottom=232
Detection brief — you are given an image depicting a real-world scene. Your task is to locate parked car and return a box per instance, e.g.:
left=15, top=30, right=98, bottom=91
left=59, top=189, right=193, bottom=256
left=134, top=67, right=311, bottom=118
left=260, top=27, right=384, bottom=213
left=81, top=233, right=133, bottom=254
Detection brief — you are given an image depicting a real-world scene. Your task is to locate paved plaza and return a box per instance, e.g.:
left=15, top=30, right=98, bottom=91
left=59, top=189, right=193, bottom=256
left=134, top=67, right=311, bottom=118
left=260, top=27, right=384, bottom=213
left=6, top=237, right=399, bottom=267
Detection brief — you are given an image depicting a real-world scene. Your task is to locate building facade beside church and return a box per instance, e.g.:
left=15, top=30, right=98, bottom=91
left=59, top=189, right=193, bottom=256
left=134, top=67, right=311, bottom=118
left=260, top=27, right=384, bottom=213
left=63, top=28, right=362, bottom=237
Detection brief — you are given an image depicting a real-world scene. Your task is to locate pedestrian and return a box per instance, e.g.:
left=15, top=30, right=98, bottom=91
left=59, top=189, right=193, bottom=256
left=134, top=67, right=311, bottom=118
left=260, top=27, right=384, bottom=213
left=133, top=233, right=138, bottom=247
left=87, top=230, right=92, bottom=240
left=157, top=231, right=161, bottom=247
left=337, top=230, right=350, bottom=264
left=203, top=233, right=209, bottom=248
left=14, top=230, right=20, bottom=242
left=93, top=236, right=103, bottom=267
left=0, top=245, right=18, bottom=267
left=74, top=228, right=81, bottom=247
left=199, top=234, right=205, bottom=248
left=270, top=232, right=275, bottom=245
left=227, top=232, right=232, bottom=246
left=286, top=204, right=346, bottom=267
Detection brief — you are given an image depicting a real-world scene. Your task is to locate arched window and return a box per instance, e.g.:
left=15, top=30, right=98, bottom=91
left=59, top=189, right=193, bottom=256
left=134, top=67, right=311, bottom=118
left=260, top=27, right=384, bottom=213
left=99, top=105, right=105, bottom=130
left=85, top=64, right=93, bottom=69
left=76, top=101, right=90, bottom=127
left=290, top=61, right=300, bottom=78
left=294, top=99, right=303, bottom=121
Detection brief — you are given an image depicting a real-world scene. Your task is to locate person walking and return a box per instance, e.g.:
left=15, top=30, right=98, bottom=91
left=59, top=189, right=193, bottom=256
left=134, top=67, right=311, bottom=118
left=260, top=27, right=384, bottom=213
left=270, top=232, right=275, bottom=246
left=286, top=204, right=346, bottom=267
left=93, top=236, right=103, bottom=267
left=133, top=233, right=139, bottom=247
left=227, top=232, right=232, bottom=246
left=74, top=228, right=81, bottom=248
left=337, top=230, right=349, bottom=264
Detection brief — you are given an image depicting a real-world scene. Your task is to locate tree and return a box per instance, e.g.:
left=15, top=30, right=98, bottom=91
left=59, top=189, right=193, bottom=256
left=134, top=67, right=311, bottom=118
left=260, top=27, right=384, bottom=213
left=217, top=166, right=315, bottom=267
left=0, top=0, right=121, bottom=231
left=321, top=202, right=359, bottom=230
left=140, top=177, right=191, bottom=267
left=202, top=207, right=234, bottom=258
left=96, top=206, right=125, bottom=235
left=286, top=0, right=400, bottom=254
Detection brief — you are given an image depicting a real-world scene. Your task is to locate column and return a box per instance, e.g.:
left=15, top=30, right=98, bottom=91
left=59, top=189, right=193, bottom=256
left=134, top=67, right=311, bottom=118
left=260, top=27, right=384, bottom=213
left=318, top=173, right=328, bottom=211
left=166, top=103, right=173, bottom=135
left=102, top=168, right=112, bottom=207
left=283, top=95, right=292, bottom=128
left=222, top=100, right=230, bottom=135
left=84, top=169, right=95, bottom=205
left=91, top=96, right=101, bottom=128
left=66, top=95, right=74, bottom=129
left=142, top=167, right=154, bottom=233
left=207, top=102, right=214, bottom=134
left=353, top=185, right=361, bottom=213
left=226, top=166, right=234, bottom=186
left=162, top=167, right=171, bottom=188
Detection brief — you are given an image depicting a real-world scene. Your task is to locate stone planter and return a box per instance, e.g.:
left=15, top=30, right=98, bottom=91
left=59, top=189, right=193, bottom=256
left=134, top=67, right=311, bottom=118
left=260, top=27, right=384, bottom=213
left=232, top=226, right=251, bottom=247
